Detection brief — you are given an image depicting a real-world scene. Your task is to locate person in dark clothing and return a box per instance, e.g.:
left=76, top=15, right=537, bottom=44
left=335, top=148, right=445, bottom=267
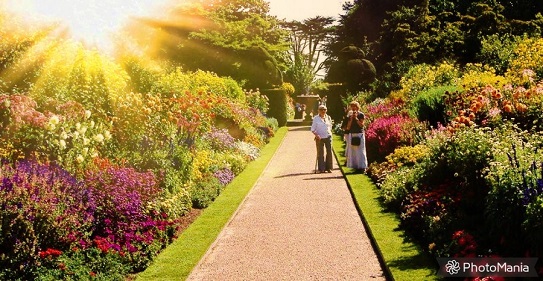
left=341, top=101, right=367, bottom=172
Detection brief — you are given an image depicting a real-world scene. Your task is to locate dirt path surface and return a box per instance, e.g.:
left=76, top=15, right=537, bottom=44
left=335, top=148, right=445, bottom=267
left=187, top=126, right=386, bottom=280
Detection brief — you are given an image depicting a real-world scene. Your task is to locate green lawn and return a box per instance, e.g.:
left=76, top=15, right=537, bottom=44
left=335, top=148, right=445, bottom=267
left=332, top=135, right=440, bottom=281
left=136, top=127, right=288, bottom=281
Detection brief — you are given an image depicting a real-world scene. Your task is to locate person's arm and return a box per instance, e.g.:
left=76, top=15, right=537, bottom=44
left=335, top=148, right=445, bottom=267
left=311, top=119, right=321, bottom=140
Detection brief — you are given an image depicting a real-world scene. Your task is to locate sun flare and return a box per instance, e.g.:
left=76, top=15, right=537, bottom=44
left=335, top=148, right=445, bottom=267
left=2, top=0, right=168, bottom=52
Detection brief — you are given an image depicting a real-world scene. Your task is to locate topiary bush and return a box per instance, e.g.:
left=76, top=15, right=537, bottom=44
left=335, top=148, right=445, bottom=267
left=261, top=88, right=288, bottom=127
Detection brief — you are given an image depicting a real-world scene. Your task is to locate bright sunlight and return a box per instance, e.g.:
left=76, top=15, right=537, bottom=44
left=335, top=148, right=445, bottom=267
left=2, top=0, right=169, bottom=52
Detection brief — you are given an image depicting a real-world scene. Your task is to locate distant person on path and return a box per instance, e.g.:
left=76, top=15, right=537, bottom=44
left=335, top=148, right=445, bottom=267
left=294, top=103, right=303, bottom=119
left=311, top=104, right=333, bottom=173
left=341, top=101, right=367, bottom=172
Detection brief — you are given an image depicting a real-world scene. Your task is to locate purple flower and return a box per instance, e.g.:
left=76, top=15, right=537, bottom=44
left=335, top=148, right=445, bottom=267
left=213, top=168, right=235, bottom=186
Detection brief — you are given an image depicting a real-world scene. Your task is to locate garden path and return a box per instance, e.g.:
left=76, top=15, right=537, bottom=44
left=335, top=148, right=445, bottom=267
left=187, top=126, right=386, bottom=280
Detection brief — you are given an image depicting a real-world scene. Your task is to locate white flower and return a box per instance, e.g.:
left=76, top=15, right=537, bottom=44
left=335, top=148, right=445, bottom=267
left=60, top=132, right=68, bottom=140
left=49, top=115, right=60, bottom=125
left=83, top=138, right=90, bottom=145
left=90, top=121, right=95, bottom=128
left=79, top=126, right=87, bottom=135
left=76, top=155, right=84, bottom=163
left=59, top=140, right=66, bottom=149
left=73, top=131, right=80, bottom=139
left=104, top=130, right=112, bottom=140
left=93, top=134, right=104, bottom=143
left=84, top=110, right=91, bottom=119
left=75, top=123, right=81, bottom=130
left=3, top=99, right=10, bottom=108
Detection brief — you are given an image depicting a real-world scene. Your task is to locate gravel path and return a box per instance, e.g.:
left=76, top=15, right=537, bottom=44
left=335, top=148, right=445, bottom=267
left=187, top=126, right=386, bottom=280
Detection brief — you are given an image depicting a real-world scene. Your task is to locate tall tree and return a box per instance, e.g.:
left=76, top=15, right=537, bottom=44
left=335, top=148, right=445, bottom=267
left=121, top=0, right=289, bottom=89
left=282, top=16, right=335, bottom=95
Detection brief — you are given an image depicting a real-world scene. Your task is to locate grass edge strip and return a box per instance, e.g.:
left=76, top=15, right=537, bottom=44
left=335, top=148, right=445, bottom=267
left=332, top=134, right=439, bottom=281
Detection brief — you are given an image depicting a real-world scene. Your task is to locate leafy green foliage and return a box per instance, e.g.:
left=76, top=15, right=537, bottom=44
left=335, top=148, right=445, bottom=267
left=409, top=85, right=460, bottom=127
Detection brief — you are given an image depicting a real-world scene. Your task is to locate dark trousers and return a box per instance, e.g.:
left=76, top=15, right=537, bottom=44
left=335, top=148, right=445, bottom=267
left=316, top=137, right=333, bottom=171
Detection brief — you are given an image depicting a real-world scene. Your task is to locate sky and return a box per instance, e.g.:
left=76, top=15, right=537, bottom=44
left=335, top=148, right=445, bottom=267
left=1, top=0, right=348, bottom=52
left=267, top=0, right=347, bottom=21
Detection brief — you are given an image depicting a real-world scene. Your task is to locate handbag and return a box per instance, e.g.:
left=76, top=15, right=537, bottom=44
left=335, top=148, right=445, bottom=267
left=350, top=134, right=361, bottom=146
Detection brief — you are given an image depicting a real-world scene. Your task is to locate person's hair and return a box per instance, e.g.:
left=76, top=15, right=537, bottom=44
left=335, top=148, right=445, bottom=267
left=349, top=101, right=360, bottom=109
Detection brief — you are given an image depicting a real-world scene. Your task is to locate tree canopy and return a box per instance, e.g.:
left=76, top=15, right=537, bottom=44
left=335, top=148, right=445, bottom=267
left=325, top=0, right=543, bottom=96
left=122, top=0, right=289, bottom=89
left=281, top=16, right=335, bottom=95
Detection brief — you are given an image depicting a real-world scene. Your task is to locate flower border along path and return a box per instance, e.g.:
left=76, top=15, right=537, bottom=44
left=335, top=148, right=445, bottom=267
left=136, top=127, right=288, bottom=281
left=332, top=134, right=441, bottom=281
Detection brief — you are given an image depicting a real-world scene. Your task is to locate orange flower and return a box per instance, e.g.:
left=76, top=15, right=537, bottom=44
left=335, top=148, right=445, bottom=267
left=515, top=103, right=527, bottom=113
left=503, top=104, right=513, bottom=113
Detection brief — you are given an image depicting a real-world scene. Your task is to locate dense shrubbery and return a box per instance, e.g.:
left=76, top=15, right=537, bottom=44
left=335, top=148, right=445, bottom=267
left=361, top=39, right=543, bottom=266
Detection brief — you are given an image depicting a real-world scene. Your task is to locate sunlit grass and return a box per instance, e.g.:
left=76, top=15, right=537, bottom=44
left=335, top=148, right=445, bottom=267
left=332, top=135, right=440, bottom=281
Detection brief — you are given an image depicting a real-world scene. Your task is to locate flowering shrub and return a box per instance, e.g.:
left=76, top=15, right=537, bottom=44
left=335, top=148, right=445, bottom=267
left=400, top=181, right=462, bottom=256
left=409, top=85, right=460, bottom=127
left=392, top=61, right=459, bottom=101
left=83, top=164, right=177, bottom=271
left=361, top=98, right=405, bottom=122
left=443, top=81, right=543, bottom=131
left=505, top=37, right=543, bottom=84
left=457, top=64, right=508, bottom=90
left=29, top=41, right=128, bottom=119
left=235, top=141, right=260, bottom=161
left=245, top=88, right=269, bottom=114
left=365, top=113, right=426, bottom=162
left=0, top=160, right=92, bottom=280
left=204, top=127, right=237, bottom=151
left=0, top=95, right=112, bottom=175
left=213, top=168, right=235, bottom=186
left=378, top=165, right=422, bottom=211
left=484, top=125, right=543, bottom=257
left=449, top=230, right=478, bottom=258
left=369, top=144, right=430, bottom=190
left=190, top=177, right=223, bottom=209
left=0, top=15, right=274, bottom=279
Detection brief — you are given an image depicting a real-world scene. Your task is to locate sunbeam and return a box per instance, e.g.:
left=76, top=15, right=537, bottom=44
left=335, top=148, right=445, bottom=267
left=2, top=0, right=169, bottom=53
